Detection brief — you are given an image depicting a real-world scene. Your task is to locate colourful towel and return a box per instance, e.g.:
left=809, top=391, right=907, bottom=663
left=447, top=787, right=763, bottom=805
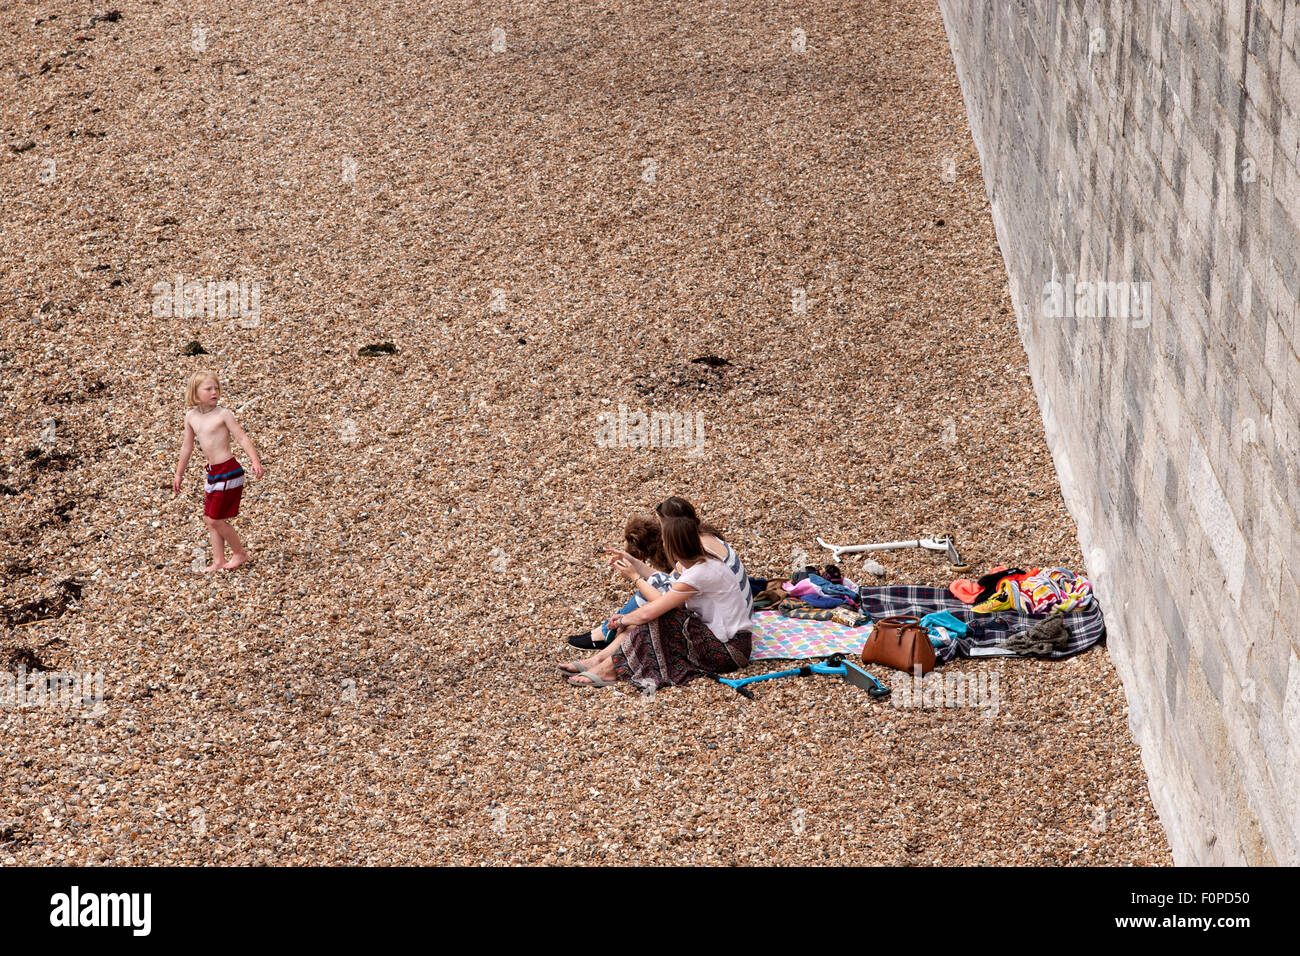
left=971, top=567, right=1093, bottom=615
left=749, top=610, right=872, bottom=660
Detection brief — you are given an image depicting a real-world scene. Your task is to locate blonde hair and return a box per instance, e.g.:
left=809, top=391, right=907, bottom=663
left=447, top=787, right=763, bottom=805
left=185, top=371, right=220, bottom=407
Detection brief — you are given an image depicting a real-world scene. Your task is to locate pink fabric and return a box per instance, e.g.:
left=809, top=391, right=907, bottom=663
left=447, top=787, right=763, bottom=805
left=782, top=579, right=823, bottom=597
left=781, top=576, right=859, bottom=595
left=949, top=579, right=982, bottom=604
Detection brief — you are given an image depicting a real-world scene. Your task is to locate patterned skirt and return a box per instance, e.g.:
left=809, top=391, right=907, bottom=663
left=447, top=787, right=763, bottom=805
left=612, top=606, right=751, bottom=689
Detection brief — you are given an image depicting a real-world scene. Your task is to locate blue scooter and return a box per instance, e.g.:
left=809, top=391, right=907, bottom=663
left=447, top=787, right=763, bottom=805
left=715, top=653, right=891, bottom=700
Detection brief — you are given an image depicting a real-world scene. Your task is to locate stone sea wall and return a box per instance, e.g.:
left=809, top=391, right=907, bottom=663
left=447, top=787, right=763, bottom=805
left=939, top=0, right=1300, bottom=863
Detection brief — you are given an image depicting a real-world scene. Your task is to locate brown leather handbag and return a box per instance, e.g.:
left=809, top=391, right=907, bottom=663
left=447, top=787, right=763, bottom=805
left=862, top=615, right=936, bottom=675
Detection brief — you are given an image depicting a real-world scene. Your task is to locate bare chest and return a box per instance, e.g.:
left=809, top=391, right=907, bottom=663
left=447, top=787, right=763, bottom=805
left=191, top=412, right=230, bottom=455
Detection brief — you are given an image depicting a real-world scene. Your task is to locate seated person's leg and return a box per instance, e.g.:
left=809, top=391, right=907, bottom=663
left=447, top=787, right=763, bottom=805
left=600, top=593, right=644, bottom=640
left=568, top=591, right=643, bottom=650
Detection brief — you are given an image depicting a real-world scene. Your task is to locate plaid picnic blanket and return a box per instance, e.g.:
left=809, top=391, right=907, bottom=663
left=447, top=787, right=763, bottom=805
left=857, top=586, right=1106, bottom=662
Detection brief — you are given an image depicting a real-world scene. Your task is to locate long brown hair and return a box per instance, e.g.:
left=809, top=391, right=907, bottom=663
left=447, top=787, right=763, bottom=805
left=655, top=496, right=724, bottom=541
left=660, top=515, right=710, bottom=568
left=623, top=515, right=670, bottom=572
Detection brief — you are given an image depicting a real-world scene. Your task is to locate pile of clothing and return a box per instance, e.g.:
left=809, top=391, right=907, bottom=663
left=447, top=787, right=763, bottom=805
left=951, top=566, right=1094, bottom=615
left=753, top=567, right=869, bottom=627
left=859, top=565, right=1106, bottom=662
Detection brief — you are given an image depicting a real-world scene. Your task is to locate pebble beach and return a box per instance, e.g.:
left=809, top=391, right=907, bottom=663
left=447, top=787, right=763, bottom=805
left=0, top=0, right=1172, bottom=865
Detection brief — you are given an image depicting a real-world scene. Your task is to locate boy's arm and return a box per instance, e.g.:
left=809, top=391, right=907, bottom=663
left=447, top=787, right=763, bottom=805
left=631, top=573, right=664, bottom=602
left=225, top=410, right=264, bottom=478
left=173, top=416, right=195, bottom=495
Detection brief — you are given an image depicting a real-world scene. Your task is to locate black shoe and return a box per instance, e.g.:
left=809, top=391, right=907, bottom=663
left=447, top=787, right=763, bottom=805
left=824, top=565, right=843, bottom=584
left=566, top=631, right=611, bottom=650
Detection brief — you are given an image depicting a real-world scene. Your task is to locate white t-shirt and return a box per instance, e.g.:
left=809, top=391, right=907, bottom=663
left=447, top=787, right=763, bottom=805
left=674, top=542, right=754, bottom=643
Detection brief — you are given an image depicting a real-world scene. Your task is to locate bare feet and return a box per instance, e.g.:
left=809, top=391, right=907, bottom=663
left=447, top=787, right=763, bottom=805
left=568, top=659, right=617, bottom=686
left=222, top=552, right=248, bottom=570
left=556, top=660, right=586, bottom=675
left=202, top=560, right=225, bottom=573
left=557, top=650, right=604, bottom=674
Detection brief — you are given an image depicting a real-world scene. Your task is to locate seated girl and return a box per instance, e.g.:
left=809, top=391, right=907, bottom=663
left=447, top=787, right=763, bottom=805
left=566, top=515, right=676, bottom=650
left=560, top=497, right=754, bottom=689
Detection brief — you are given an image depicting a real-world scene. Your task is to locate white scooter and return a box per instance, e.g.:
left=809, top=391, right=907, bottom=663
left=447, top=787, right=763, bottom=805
left=815, top=534, right=969, bottom=571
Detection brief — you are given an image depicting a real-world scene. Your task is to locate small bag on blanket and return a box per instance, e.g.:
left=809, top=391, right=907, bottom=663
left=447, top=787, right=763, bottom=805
left=862, top=615, right=936, bottom=674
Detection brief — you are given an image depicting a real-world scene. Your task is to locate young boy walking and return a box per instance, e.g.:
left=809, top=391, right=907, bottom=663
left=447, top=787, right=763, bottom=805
left=173, top=371, right=265, bottom=571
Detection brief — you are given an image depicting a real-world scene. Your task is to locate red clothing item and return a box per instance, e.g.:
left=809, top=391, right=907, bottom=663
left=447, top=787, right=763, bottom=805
left=203, top=457, right=245, bottom=519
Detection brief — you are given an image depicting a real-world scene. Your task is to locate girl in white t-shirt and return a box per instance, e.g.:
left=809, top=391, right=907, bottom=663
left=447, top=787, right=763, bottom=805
left=560, top=498, right=753, bottom=689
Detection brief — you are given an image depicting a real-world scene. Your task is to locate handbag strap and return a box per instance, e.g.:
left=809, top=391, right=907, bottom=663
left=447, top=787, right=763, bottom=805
left=878, top=615, right=921, bottom=628
left=877, top=615, right=921, bottom=645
